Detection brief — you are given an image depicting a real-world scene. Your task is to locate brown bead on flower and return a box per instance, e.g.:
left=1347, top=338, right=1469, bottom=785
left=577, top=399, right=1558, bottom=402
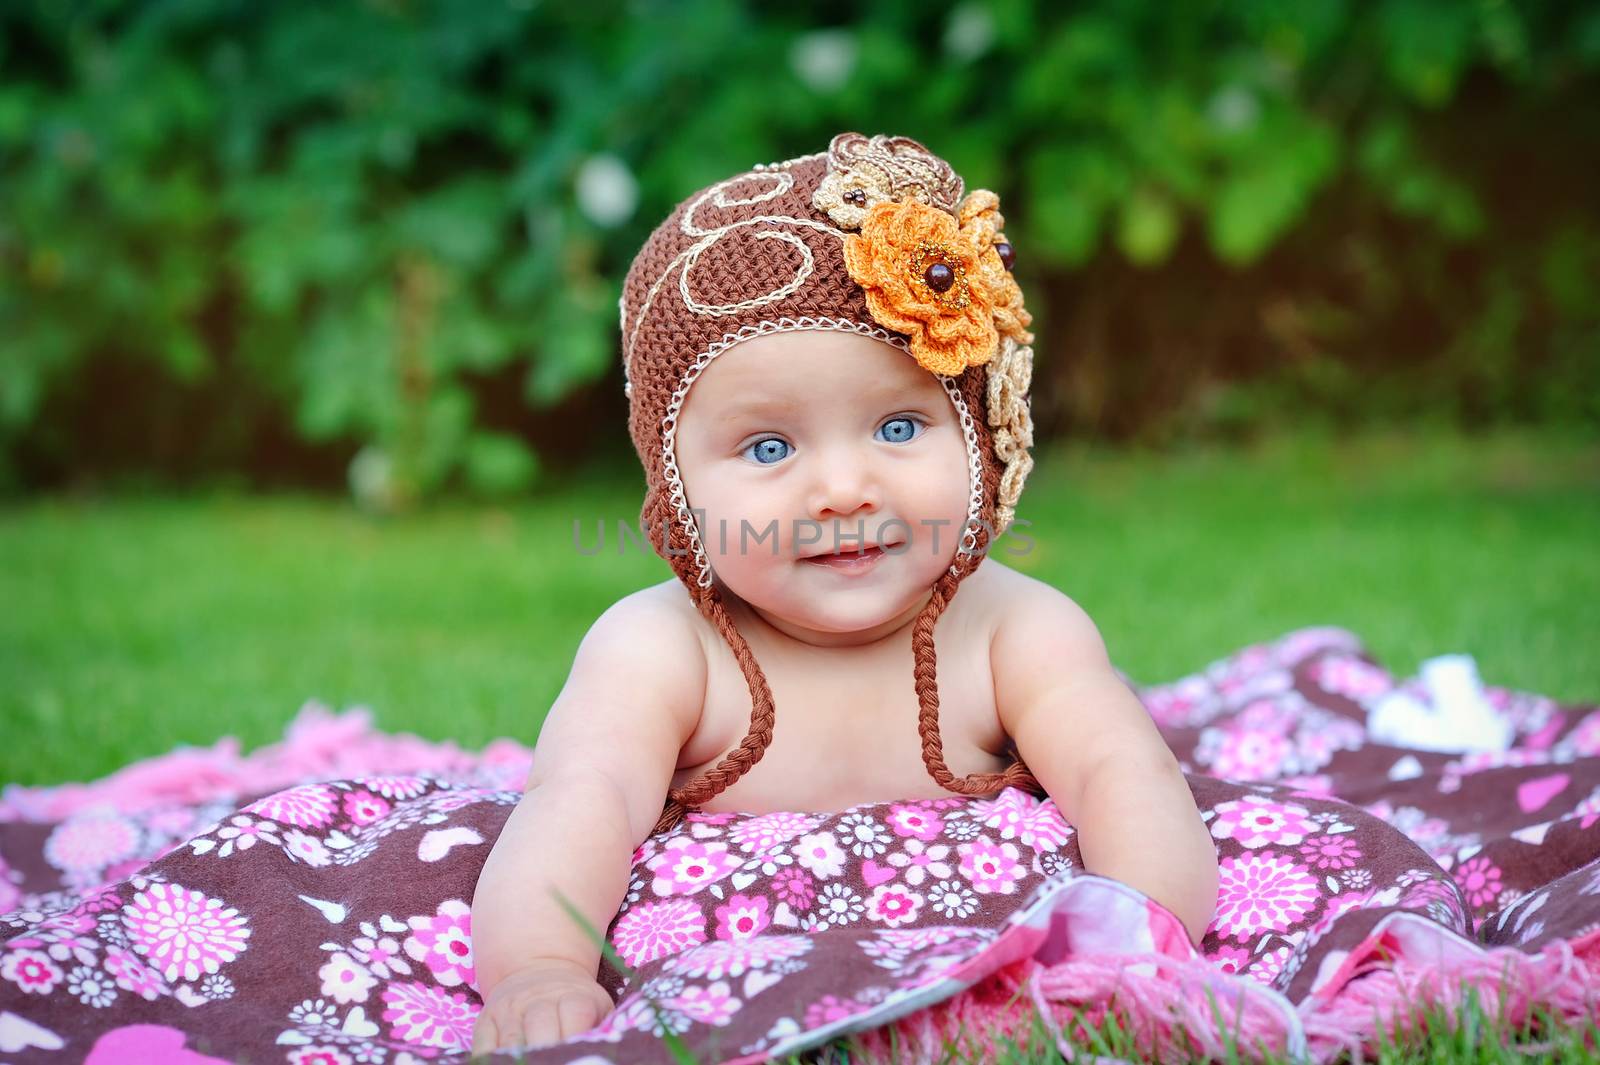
left=958, top=190, right=1034, bottom=347
left=843, top=199, right=999, bottom=377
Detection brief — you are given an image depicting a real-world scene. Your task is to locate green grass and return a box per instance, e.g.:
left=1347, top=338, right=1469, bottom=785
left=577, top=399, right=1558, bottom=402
left=2, top=426, right=1597, bottom=788
left=5, top=425, right=1599, bottom=1062
left=789, top=989, right=1600, bottom=1063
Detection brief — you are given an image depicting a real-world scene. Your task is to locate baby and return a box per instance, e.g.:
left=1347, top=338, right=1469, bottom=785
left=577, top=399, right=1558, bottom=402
left=470, top=133, right=1218, bottom=1056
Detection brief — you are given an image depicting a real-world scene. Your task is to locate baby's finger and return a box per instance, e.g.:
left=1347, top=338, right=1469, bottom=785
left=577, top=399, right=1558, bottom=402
left=557, top=990, right=600, bottom=1041
left=469, top=1011, right=498, bottom=1058
left=520, top=1001, right=563, bottom=1049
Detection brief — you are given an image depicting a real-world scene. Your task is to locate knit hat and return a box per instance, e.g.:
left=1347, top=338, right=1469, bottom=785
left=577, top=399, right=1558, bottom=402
left=620, top=132, right=1043, bottom=834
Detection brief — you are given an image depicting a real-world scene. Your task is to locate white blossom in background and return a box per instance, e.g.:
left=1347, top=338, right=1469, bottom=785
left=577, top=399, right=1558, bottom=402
left=348, top=445, right=395, bottom=513
left=575, top=154, right=638, bottom=229
left=1208, top=86, right=1261, bottom=133
left=943, top=4, right=996, bottom=62
left=789, top=30, right=857, bottom=92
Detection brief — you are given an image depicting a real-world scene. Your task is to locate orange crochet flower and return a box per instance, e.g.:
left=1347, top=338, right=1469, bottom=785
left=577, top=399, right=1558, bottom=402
left=958, top=190, right=1033, bottom=347
left=842, top=200, right=999, bottom=376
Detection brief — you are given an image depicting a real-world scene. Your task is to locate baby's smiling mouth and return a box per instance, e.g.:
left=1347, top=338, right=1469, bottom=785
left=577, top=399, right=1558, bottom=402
left=799, top=540, right=904, bottom=566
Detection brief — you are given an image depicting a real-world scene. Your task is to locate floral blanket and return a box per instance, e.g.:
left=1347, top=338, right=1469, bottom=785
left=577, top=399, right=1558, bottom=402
left=2, top=626, right=1597, bottom=1063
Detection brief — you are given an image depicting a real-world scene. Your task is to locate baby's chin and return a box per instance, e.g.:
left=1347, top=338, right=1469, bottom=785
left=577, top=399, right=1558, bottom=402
left=776, top=600, right=905, bottom=634
left=719, top=570, right=935, bottom=638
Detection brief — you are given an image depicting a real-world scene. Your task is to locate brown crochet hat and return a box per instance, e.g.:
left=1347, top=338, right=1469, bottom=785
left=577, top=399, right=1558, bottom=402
left=620, top=132, right=1042, bottom=833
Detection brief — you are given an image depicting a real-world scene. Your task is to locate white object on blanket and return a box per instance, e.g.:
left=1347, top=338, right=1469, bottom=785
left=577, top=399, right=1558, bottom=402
left=417, top=826, right=484, bottom=862
left=1366, top=654, right=1514, bottom=753
left=0, top=1012, right=65, bottom=1053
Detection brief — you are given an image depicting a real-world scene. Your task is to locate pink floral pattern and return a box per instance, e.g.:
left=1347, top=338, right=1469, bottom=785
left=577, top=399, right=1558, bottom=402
left=662, top=934, right=811, bottom=980
left=1453, top=855, right=1505, bottom=909
left=244, top=784, right=339, bottom=829
left=357, top=776, right=428, bottom=801
left=1207, top=943, right=1251, bottom=974
left=120, top=882, right=249, bottom=983
left=886, top=804, right=944, bottom=841
left=728, top=811, right=821, bottom=854
left=341, top=790, right=390, bottom=826
left=612, top=899, right=708, bottom=968
left=957, top=839, right=1027, bottom=894
left=1, top=626, right=1598, bottom=1063
left=317, top=951, right=375, bottom=1004
left=1307, top=654, right=1395, bottom=700
left=647, top=837, right=743, bottom=896
left=103, top=944, right=169, bottom=1001
left=1195, top=697, right=1365, bottom=780
left=1213, top=851, right=1320, bottom=942
left=1200, top=728, right=1292, bottom=779
left=379, top=980, right=476, bottom=1049
left=771, top=866, right=817, bottom=911
left=43, top=812, right=141, bottom=875
left=1208, top=796, right=1317, bottom=848
left=867, top=883, right=924, bottom=926
left=713, top=894, right=770, bottom=940
left=886, top=838, right=953, bottom=886
left=1299, top=833, right=1363, bottom=870
left=208, top=815, right=280, bottom=857
left=974, top=789, right=1074, bottom=851
left=402, top=899, right=474, bottom=988
left=2, top=947, right=64, bottom=993
left=804, top=992, right=868, bottom=1027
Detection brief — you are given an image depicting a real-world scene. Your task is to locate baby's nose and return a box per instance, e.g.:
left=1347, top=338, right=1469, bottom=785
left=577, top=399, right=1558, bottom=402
left=806, top=445, right=881, bottom=519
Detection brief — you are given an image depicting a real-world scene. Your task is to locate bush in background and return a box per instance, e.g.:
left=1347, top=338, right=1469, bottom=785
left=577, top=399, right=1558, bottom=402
left=2, top=0, right=1597, bottom=502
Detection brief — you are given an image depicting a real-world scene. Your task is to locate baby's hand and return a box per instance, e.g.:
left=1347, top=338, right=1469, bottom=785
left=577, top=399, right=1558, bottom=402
left=471, top=959, right=614, bottom=1058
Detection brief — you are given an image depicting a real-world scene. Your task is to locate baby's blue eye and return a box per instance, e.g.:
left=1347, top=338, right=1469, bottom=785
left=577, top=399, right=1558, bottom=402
left=743, top=438, right=791, bottom=464
left=876, top=416, right=921, bottom=444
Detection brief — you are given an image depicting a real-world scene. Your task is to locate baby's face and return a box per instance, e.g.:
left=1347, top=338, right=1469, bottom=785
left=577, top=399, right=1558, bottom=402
left=674, top=330, right=971, bottom=637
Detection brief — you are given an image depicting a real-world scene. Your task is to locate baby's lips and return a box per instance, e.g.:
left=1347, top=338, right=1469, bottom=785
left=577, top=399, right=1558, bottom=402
left=799, top=539, right=906, bottom=561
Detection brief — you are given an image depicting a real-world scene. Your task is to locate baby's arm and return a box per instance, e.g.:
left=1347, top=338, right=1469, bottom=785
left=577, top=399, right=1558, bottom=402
left=471, top=592, right=705, bottom=1053
left=993, top=586, right=1218, bottom=945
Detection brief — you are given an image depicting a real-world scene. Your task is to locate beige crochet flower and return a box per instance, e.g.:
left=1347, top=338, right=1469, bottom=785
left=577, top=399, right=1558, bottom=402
left=958, top=190, right=1033, bottom=347
left=812, top=132, right=965, bottom=231
left=985, top=336, right=1035, bottom=535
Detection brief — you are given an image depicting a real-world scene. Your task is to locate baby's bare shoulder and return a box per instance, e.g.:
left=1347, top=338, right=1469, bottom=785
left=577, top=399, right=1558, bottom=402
left=581, top=580, right=709, bottom=696
left=970, top=560, right=1098, bottom=642
left=523, top=581, right=708, bottom=838
left=977, top=560, right=1110, bottom=681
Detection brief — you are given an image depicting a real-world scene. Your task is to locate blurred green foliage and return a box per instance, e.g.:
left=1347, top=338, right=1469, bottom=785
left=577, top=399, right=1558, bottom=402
left=5, top=428, right=1598, bottom=785
left=2, top=0, right=1597, bottom=501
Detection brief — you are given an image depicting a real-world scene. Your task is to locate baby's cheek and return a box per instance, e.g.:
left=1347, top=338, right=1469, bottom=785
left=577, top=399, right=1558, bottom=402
left=910, top=452, right=975, bottom=524
left=697, top=494, right=792, bottom=560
